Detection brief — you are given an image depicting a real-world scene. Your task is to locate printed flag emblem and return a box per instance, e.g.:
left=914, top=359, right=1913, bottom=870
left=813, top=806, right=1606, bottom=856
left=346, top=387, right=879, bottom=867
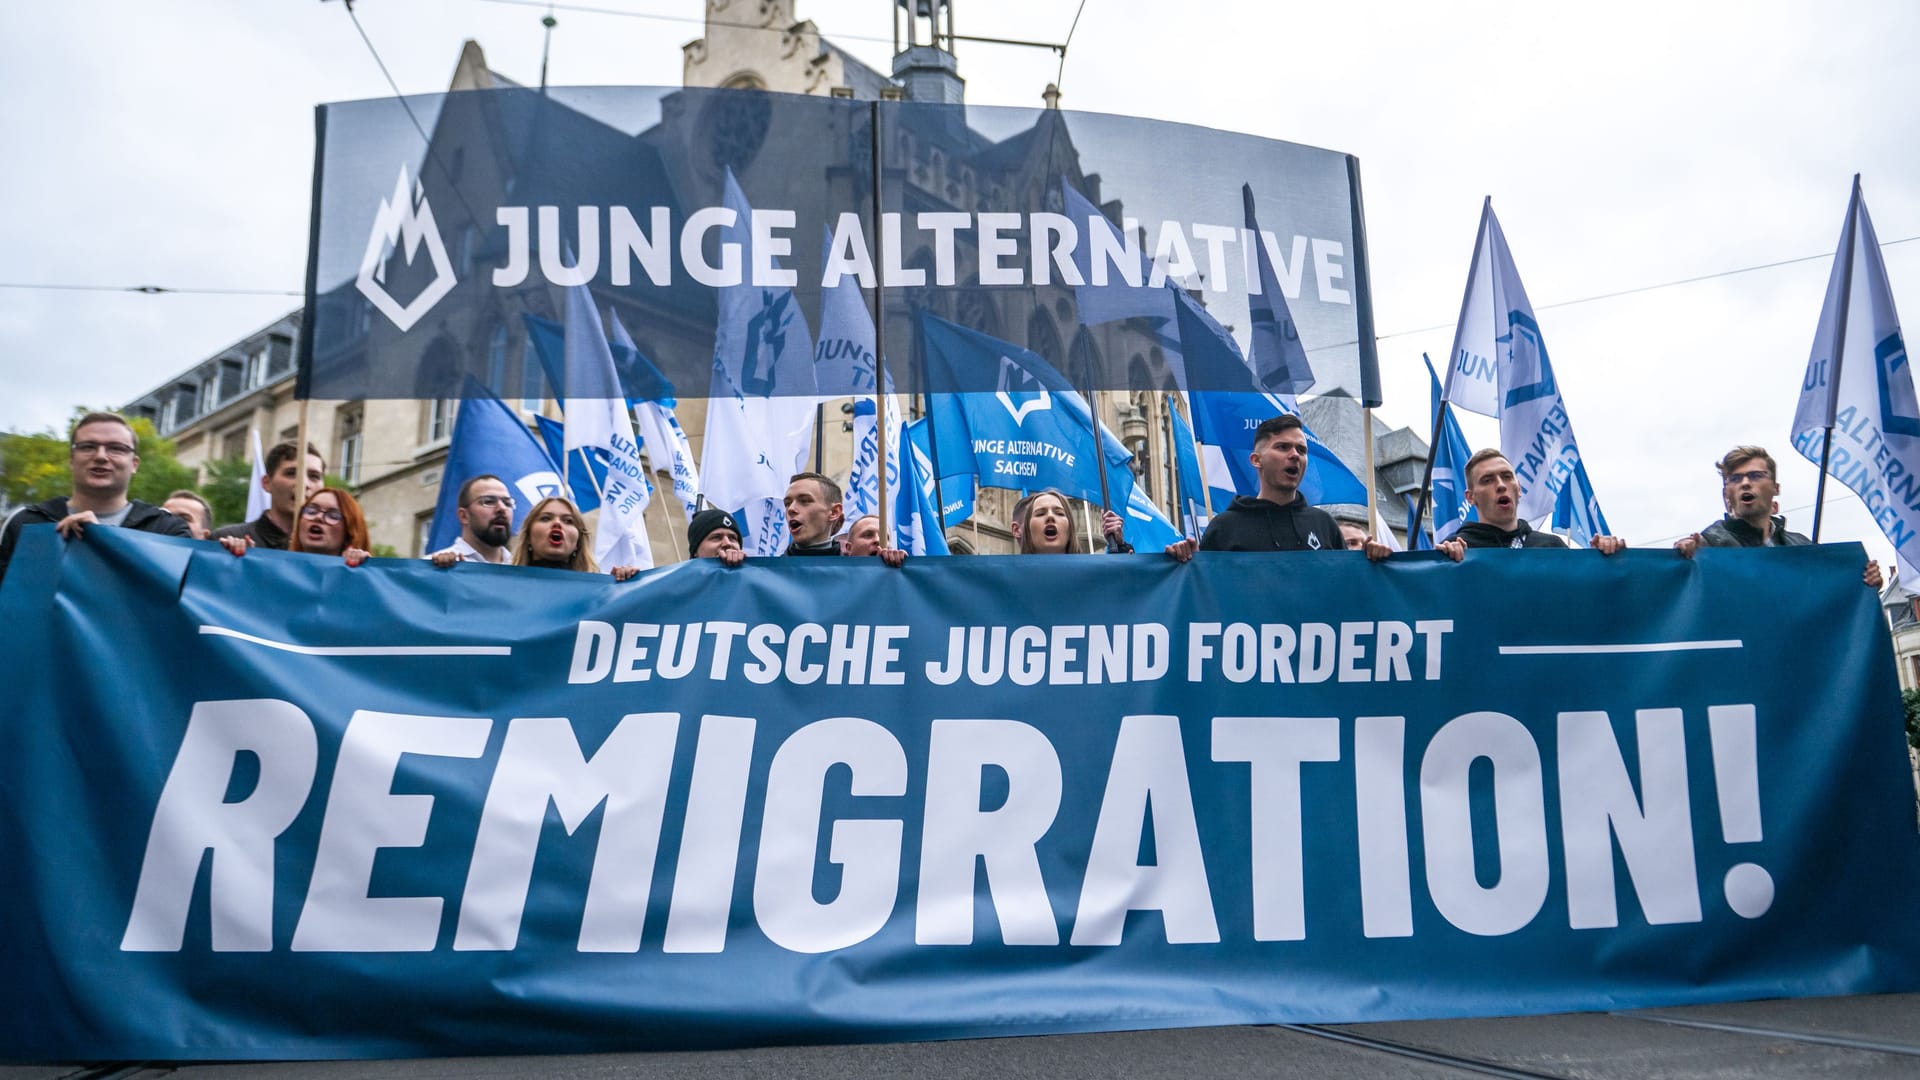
left=356, top=165, right=457, bottom=332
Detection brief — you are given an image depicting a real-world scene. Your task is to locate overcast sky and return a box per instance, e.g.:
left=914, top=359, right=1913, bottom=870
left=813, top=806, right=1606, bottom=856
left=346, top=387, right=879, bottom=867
left=4, top=0, right=1916, bottom=559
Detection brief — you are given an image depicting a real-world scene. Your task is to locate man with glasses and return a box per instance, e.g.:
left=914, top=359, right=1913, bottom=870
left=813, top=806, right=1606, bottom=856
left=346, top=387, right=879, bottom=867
left=1674, top=445, right=1883, bottom=587
left=210, top=441, right=325, bottom=551
left=0, top=412, right=193, bottom=587
left=428, top=475, right=517, bottom=565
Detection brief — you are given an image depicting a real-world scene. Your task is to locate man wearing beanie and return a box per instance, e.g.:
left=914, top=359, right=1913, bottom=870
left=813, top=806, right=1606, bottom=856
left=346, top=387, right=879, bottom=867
left=687, top=508, right=745, bottom=567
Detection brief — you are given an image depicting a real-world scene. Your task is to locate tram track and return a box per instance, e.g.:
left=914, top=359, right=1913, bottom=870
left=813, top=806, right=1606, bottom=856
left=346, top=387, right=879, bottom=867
left=1609, top=1009, right=1920, bottom=1059
left=1282, top=1008, right=1920, bottom=1078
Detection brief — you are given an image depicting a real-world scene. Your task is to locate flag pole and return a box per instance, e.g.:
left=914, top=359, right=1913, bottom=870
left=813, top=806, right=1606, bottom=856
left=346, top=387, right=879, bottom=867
left=1181, top=394, right=1218, bottom=518
left=1813, top=175, right=1863, bottom=543
left=294, top=398, right=311, bottom=509
left=868, top=99, right=891, bottom=542
left=1362, top=406, right=1379, bottom=539
left=1411, top=402, right=1449, bottom=541
left=1414, top=198, right=1493, bottom=534
left=1163, top=397, right=1185, bottom=536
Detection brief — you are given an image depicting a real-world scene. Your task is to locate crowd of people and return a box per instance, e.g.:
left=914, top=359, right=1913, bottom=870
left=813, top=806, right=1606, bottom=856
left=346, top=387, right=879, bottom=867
left=0, top=410, right=1885, bottom=592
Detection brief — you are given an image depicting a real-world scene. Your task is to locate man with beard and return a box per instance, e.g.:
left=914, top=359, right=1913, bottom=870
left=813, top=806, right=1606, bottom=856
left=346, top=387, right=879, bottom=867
left=428, top=475, right=516, bottom=565
left=1437, top=449, right=1627, bottom=558
left=0, top=412, right=193, bottom=586
left=1184, top=415, right=1388, bottom=560
left=210, top=441, right=325, bottom=551
left=783, top=472, right=845, bottom=557
left=1673, top=445, right=1881, bottom=586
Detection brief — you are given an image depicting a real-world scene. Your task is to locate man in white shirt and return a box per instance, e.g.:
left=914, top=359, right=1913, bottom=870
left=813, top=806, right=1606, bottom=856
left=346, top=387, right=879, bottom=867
left=428, top=475, right=516, bottom=566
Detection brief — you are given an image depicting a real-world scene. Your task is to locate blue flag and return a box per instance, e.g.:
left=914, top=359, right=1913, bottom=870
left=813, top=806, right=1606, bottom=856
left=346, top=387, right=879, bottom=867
left=1118, top=476, right=1182, bottom=552
left=1551, top=457, right=1611, bottom=548
left=1242, top=183, right=1315, bottom=397
left=919, top=313, right=1136, bottom=509
left=1169, top=403, right=1208, bottom=534
left=425, top=378, right=565, bottom=553
left=532, top=416, right=604, bottom=514
left=1061, top=178, right=1175, bottom=326
left=523, top=314, right=675, bottom=409
left=1425, top=354, right=1476, bottom=543
left=894, top=418, right=953, bottom=556
left=1402, top=492, right=1434, bottom=551
left=1170, top=287, right=1366, bottom=508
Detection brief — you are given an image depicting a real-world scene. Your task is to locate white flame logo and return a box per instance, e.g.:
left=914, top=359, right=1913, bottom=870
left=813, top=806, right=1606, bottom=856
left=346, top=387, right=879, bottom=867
left=355, top=165, right=457, bottom=332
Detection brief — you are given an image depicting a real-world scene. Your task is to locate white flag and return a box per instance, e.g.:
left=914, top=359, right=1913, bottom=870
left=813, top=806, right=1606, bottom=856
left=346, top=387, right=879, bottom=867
left=560, top=266, right=653, bottom=571
left=608, top=308, right=701, bottom=520
left=815, top=238, right=900, bottom=521
left=1451, top=202, right=1600, bottom=524
left=700, top=168, right=819, bottom=557
left=244, top=428, right=271, bottom=522
left=1791, top=177, right=1918, bottom=582
left=1442, top=200, right=1503, bottom=417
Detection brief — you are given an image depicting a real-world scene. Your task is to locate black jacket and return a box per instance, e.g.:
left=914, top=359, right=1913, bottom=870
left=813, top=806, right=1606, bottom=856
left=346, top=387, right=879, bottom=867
left=1199, top=495, right=1343, bottom=553
left=1455, top=520, right=1569, bottom=549
left=785, top=537, right=843, bottom=557
left=0, top=496, right=193, bottom=586
left=1698, top=515, right=1810, bottom=548
left=210, top=512, right=291, bottom=551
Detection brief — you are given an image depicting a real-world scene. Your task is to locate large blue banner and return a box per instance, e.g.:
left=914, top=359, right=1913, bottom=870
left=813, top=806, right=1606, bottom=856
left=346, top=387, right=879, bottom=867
left=1, top=528, right=1917, bottom=1059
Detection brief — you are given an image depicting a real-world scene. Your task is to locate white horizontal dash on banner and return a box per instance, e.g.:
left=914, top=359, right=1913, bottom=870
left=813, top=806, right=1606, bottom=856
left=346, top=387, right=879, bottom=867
left=199, top=626, right=511, bottom=657
left=1498, top=640, right=1743, bottom=656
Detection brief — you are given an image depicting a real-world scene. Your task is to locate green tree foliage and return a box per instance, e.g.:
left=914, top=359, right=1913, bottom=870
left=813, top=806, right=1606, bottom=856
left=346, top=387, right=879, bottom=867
left=126, top=417, right=198, bottom=506
left=1904, top=686, right=1920, bottom=751
left=2, top=409, right=197, bottom=509
left=200, top=455, right=255, bottom=530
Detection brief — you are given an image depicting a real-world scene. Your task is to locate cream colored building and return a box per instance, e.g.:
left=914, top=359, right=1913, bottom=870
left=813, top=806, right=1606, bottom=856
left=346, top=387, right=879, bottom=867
left=126, top=1, right=1423, bottom=559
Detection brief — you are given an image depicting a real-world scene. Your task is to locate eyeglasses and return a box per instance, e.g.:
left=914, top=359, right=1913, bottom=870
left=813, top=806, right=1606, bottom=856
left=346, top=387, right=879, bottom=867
left=300, top=504, right=344, bottom=523
left=72, top=441, right=136, bottom=459
left=1723, top=470, right=1772, bottom=485
left=468, top=495, right=515, bottom=509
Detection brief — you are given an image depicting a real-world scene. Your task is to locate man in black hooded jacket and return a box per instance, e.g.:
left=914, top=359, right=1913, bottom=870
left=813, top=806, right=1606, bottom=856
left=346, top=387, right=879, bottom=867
left=1438, top=448, right=1627, bottom=558
left=1185, top=415, right=1388, bottom=559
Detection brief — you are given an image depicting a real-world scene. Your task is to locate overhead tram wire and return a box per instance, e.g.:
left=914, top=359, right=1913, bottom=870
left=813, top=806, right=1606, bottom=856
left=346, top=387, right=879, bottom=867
left=1363, top=232, right=1920, bottom=348
left=0, top=283, right=302, bottom=297
left=1055, top=0, right=1090, bottom=90
left=333, top=0, right=489, bottom=235
left=472, top=0, right=897, bottom=46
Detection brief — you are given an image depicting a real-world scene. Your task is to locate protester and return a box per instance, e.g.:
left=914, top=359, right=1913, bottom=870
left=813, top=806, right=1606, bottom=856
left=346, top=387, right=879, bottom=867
left=840, top=513, right=907, bottom=567
left=1180, top=415, right=1386, bottom=561
left=428, top=475, right=516, bottom=566
left=162, top=490, right=213, bottom=540
left=512, top=496, right=640, bottom=580
left=0, top=412, right=193, bottom=586
left=1673, top=445, right=1882, bottom=587
left=688, top=507, right=745, bottom=568
left=784, top=472, right=845, bottom=556
left=1437, top=449, right=1626, bottom=559
left=1015, top=490, right=1078, bottom=554
left=1336, top=519, right=1370, bottom=551
left=218, top=487, right=373, bottom=566
left=1003, top=491, right=1034, bottom=551
left=210, top=441, right=324, bottom=551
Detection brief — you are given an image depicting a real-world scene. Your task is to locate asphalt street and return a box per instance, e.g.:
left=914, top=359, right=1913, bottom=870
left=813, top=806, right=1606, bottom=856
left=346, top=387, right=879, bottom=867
left=11, top=993, right=1920, bottom=1078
